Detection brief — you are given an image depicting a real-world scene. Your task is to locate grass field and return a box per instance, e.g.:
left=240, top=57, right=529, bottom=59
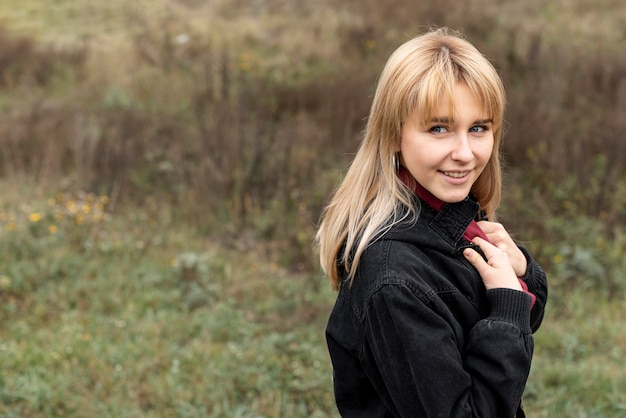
left=1, top=0, right=625, bottom=416
left=1, top=180, right=624, bottom=416
left=0, top=180, right=626, bottom=417
left=1, top=180, right=624, bottom=417
left=0, top=179, right=336, bottom=417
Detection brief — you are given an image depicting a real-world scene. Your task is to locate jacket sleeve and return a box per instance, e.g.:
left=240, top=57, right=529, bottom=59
left=363, top=283, right=533, bottom=418
left=518, top=246, right=548, bottom=332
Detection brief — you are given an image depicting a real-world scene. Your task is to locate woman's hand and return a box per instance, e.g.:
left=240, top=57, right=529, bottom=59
left=464, top=237, right=523, bottom=291
left=477, top=221, right=528, bottom=277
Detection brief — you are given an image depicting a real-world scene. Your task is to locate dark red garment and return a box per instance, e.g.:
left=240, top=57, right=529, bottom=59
left=398, top=167, right=536, bottom=307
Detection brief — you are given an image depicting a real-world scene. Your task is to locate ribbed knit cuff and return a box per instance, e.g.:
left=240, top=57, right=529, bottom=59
left=518, top=246, right=537, bottom=286
left=486, top=288, right=532, bottom=333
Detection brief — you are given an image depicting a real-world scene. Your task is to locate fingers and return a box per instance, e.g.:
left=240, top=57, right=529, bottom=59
left=463, top=239, right=493, bottom=279
left=467, top=237, right=499, bottom=262
left=463, top=245, right=487, bottom=268
left=476, top=221, right=527, bottom=277
left=463, top=237, right=522, bottom=291
left=476, top=220, right=500, bottom=233
left=476, top=221, right=508, bottom=244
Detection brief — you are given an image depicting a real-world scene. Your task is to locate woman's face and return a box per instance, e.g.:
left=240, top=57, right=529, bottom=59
left=400, top=83, right=494, bottom=203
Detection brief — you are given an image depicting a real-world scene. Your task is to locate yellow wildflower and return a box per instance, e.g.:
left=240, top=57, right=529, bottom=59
left=49, top=225, right=59, bottom=234
left=29, top=212, right=42, bottom=222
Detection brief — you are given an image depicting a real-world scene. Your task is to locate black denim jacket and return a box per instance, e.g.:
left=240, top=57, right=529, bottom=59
left=326, top=196, right=548, bottom=417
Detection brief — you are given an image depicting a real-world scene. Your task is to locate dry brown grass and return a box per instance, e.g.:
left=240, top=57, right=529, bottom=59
left=0, top=0, right=624, bottom=269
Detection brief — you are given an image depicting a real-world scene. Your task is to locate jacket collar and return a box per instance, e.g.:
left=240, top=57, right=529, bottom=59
left=428, top=197, right=480, bottom=248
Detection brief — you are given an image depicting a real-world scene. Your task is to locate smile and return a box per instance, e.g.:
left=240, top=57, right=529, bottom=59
left=441, top=171, right=470, bottom=178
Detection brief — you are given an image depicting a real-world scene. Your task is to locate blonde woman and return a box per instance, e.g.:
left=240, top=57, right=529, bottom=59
left=317, top=28, right=548, bottom=417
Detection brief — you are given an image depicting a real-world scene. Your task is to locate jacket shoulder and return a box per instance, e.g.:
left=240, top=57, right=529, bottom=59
left=343, top=238, right=439, bottom=322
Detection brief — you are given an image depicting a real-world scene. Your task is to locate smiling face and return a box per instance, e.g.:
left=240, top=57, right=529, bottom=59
left=399, top=82, right=494, bottom=203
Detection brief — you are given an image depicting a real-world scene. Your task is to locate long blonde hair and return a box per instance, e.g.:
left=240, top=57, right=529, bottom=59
left=316, top=28, right=507, bottom=289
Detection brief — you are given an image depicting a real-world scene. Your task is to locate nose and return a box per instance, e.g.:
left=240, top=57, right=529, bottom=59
left=451, top=133, right=473, bottom=163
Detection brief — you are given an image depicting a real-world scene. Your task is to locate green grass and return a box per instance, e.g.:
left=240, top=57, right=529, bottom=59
left=1, top=181, right=625, bottom=417
left=0, top=180, right=336, bottom=417
left=524, top=292, right=626, bottom=416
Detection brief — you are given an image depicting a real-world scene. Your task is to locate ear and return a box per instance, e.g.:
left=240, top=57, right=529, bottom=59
left=393, top=135, right=402, bottom=153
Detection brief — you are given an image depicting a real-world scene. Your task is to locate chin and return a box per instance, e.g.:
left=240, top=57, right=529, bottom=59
left=438, top=192, right=470, bottom=203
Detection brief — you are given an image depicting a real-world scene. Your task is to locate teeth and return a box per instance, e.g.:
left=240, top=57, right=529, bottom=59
left=443, top=171, right=468, bottom=178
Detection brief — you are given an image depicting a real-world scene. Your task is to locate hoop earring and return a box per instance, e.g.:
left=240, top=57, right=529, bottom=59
left=394, top=153, right=400, bottom=172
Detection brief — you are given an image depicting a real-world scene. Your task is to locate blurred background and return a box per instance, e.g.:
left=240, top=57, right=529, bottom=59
left=0, top=0, right=624, bottom=416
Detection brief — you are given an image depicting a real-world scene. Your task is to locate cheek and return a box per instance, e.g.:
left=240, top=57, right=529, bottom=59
left=478, top=139, right=495, bottom=163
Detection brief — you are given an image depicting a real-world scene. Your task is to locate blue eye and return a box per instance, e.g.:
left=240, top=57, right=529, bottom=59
left=470, top=125, right=488, bottom=133
left=430, top=126, right=449, bottom=134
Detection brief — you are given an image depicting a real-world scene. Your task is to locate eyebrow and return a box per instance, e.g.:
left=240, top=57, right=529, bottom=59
left=429, top=118, right=494, bottom=125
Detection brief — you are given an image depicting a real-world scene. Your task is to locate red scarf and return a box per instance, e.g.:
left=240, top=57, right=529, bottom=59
left=399, top=167, right=536, bottom=307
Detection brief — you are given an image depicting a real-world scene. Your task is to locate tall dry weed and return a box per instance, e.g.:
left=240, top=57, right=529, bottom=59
left=0, top=0, right=625, bottom=271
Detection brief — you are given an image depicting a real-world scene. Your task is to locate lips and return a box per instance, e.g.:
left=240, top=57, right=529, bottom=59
left=441, top=171, right=470, bottom=178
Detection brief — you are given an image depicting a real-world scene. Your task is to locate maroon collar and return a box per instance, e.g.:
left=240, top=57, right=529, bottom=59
left=398, top=167, right=445, bottom=211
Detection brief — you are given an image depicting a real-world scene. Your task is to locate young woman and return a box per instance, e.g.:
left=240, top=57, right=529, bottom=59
left=316, top=28, right=548, bottom=417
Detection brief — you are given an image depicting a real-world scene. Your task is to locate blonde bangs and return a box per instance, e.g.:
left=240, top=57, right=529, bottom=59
left=407, top=61, right=503, bottom=132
